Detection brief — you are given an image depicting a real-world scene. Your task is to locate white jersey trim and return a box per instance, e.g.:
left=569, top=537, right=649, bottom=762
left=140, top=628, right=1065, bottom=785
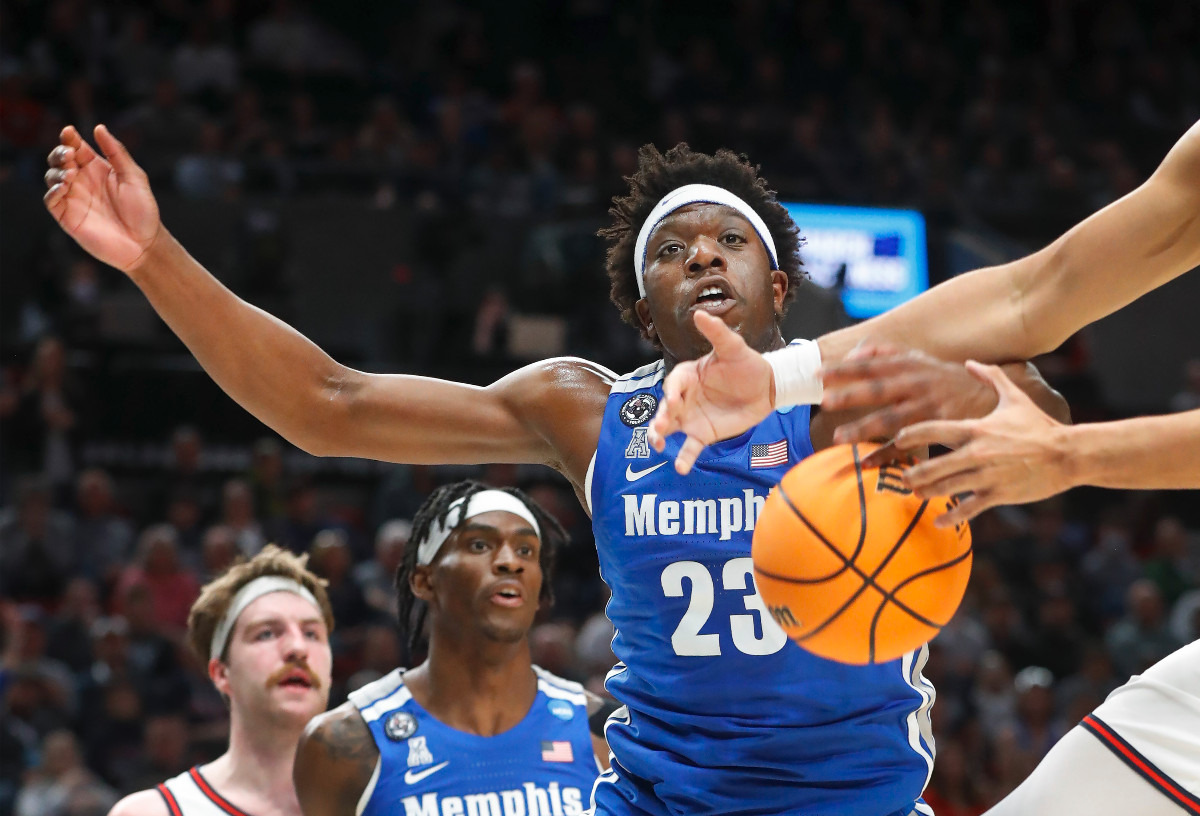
left=584, top=451, right=596, bottom=516
left=355, top=757, right=381, bottom=816
left=902, top=645, right=936, bottom=790
left=610, top=360, right=665, bottom=394
left=352, top=669, right=414, bottom=724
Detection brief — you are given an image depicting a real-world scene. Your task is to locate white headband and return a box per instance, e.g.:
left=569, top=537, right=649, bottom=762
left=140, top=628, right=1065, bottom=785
left=209, top=576, right=320, bottom=661
left=416, top=490, right=542, bottom=566
left=633, top=183, right=780, bottom=298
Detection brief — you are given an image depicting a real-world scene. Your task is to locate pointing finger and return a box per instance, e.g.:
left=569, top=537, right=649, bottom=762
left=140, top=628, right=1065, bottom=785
left=674, top=435, right=706, bottom=475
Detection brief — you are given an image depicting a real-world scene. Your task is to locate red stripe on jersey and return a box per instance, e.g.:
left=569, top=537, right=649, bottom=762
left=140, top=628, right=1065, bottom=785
left=156, top=784, right=183, bottom=816
left=188, top=767, right=256, bottom=816
left=1081, top=714, right=1200, bottom=815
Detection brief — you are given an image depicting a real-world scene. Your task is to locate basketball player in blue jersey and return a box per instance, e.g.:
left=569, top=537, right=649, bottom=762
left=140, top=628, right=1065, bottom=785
left=647, top=120, right=1200, bottom=816
left=108, top=547, right=335, bottom=816
left=292, top=481, right=606, bottom=816
left=44, top=125, right=1066, bottom=815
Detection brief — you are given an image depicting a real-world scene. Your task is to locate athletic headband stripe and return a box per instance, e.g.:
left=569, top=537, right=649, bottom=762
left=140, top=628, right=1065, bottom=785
left=189, top=766, right=254, bottom=816
left=415, top=490, right=541, bottom=566
left=209, top=576, right=320, bottom=661
left=156, top=785, right=183, bottom=816
left=633, top=183, right=780, bottom=298
left=1081, top=714, right=1200, bottom=814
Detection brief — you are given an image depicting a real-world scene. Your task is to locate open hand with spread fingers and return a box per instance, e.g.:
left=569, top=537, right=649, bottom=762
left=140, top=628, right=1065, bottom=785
left=890, top=360, right=1076, bottom=527
left=43, top=124, right=163, bottom=274
left=821, top=343, right=1001, bottom=467
left=648, top=311, right=776, bottom=474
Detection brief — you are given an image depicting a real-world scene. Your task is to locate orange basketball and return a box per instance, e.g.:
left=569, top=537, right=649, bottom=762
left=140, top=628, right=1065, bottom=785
left=752, top=443, right=972, bottom=665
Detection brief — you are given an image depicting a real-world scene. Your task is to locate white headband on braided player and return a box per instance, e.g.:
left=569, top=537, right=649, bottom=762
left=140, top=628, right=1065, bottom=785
left=209, top=576, right=321, bottom=662
left=415, top=490, right=542, bottom=567
left=633, top=183, right=780, bottom=299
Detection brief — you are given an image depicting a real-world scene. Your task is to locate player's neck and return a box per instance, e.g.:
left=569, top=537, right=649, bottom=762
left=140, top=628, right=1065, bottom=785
left=202, top=714, right=306, bottom=814
left=409, top=640, right=539, bottom=736
left=662, top=327, right=786, bottom=374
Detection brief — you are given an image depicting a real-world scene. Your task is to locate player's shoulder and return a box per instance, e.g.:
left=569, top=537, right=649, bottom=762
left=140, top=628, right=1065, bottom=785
left=302, top=699, right=374, bottom=751
left=296, top=701, right=379, bottom=816
left=108, top=789, right=170, bottom=816
left=502, top=357, right=618, bottom=394
left=533, top=665, right=589, bottom=704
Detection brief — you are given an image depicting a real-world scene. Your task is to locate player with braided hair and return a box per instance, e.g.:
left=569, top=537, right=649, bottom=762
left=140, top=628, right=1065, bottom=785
left=294, top=480, right=607, bottom=816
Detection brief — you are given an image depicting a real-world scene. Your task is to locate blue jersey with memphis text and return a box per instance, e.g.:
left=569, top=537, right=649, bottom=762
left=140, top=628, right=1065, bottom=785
left=587, top=356, right=936, bottom=816
left=349, top=666, right=600, bottom=816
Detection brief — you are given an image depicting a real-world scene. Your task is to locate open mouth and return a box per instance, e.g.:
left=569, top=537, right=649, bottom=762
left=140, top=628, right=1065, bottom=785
left=278, top=671, right=315, bottom=689
left=491, top=584, right=525, bottom=607
left=693, top=282, right=735, bottom=313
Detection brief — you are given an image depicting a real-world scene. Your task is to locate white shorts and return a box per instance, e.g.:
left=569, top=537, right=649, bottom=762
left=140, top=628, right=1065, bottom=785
left=984, top=640, right=1200, bottom=816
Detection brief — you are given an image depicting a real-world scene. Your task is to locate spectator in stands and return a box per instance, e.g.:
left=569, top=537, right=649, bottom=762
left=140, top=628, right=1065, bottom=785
left=352, top=518, right=410, bottom=619
left=269, top=478, right=326, bottom=555
left=5, top=337, right=84, bottom=493
left=115, top=584, right=190, bottom=710
left=46, top=577, right=100, bottom=674
left=1009, top=666, right=1067, bottom=775
left=1143, top=516, right=1197, bottom=606
left=219, top=478, right=266, bottom=557
left=14, top=729, right=117, bottom=816
left=1105, top=579, right=1183, bottom=677
left=199, top=525, right=240, bottom=582
left=156, top=425, right=216, bottom=520
left=308, top=529, right=371, bottom=637
left=121, top=713, right=192, bottom=793
left=74, top=468, right=134, bottom=586
left=247, top=437, right=287, bottom=524
left=164, top=486, right=205, bottom=556
left=116, top=525, right=201, bottom=637
left=0, top=475, right=76, bottom=602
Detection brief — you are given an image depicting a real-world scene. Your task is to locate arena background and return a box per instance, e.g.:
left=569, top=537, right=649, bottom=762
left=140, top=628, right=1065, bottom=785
left=1, top=2, right=1198, bottom=814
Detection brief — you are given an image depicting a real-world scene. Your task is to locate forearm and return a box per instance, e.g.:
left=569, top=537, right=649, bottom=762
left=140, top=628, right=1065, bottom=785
left=822, top=122, right=1200, bottom=367
left=128, top=230, right=351, bottom=454
left=1063, top=409, right=1200, bottom=491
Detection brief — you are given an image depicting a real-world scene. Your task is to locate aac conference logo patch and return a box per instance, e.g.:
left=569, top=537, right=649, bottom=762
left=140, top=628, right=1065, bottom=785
left=384, top=711, right=418, bottom=741
left=620, top=393, right=657, bottom=427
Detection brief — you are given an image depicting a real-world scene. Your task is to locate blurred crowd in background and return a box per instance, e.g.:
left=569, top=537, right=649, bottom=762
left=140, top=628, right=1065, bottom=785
left=2, top=1, right=1200, bottom=815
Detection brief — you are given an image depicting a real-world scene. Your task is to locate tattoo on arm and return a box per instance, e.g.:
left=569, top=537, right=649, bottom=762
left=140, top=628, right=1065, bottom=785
left=295, top=706, right=378, bottom=816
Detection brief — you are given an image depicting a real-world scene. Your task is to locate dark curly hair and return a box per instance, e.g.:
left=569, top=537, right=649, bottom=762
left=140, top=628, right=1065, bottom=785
left=394, top=480, right=567, bottom=660
left=599, top=143, right=805, bottom=348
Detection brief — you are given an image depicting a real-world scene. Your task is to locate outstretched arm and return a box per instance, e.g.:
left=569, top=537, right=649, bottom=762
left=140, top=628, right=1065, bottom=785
left=820, top=119, right=1200, bottom=365
left=894, top=363, right=1200, bottom=526
left=44, top=126, right=608, bottom=482
left=294, top=704, right=379, bottom=816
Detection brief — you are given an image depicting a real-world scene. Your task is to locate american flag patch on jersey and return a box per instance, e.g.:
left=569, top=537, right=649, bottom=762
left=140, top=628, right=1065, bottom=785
left=750, top=440, right=789, bottom=468
left=541, top=740, right=574, bottom=762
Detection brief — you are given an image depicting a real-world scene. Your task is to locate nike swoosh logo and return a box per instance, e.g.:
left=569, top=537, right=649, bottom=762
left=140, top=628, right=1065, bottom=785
left=404, top=761, right=450, bottom=785
left=626, top=462, right=668, bottom=482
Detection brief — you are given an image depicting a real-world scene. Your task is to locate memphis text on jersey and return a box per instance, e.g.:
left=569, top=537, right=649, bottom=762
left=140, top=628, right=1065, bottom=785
left=400, top=780, right=585, bottom=816
left=623, top=489, right=767, bottom=541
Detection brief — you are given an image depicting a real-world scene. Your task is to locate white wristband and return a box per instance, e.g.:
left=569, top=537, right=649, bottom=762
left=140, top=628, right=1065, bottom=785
left=764, top=340, right=823, bottom=408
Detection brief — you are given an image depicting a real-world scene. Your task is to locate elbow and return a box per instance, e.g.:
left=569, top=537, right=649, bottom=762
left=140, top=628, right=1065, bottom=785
left=284, top=370, right=359, bottom=458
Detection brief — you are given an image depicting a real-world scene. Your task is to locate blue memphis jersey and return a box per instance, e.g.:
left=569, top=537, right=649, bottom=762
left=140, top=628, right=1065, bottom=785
left=349, top=666, right=600, bottom=816
left=587, top=355, right=936, bottom=816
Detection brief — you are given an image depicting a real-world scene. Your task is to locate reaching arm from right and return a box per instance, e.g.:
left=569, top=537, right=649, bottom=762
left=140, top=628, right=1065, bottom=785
left=44, top=126, right=607, bottom=476
left=820, top=119, right=1200, bottom=365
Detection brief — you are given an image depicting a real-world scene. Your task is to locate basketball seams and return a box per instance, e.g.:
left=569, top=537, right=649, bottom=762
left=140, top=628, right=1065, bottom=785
left=797, top=495, right=928, bottom=650
left=769, top=490, right=946, bottom=651
left=752, top=443, right=974, bottom=664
